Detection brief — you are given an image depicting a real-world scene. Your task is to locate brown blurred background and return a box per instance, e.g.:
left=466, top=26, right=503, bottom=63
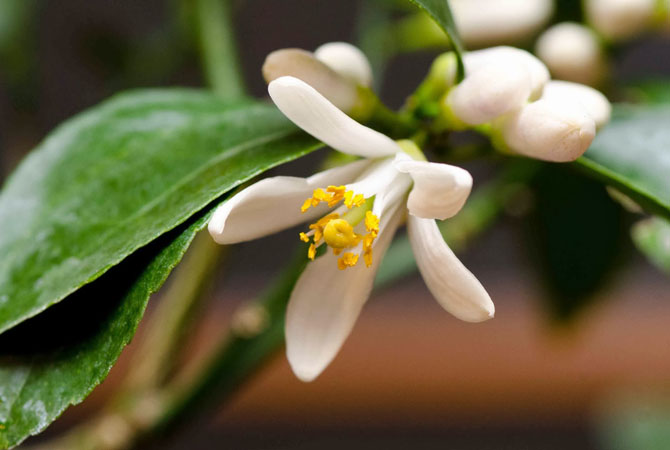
left=3, top=1, right=670, bottom=449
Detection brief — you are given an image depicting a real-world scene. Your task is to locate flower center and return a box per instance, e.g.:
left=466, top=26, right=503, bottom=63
left=299, top=185, right=380, bottom=270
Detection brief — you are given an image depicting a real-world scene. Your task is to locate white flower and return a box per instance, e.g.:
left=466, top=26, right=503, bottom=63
left=450, top=0, right=553, bottom=47
left=444, top=47, right=550, bottom=125
left=208, top=76, right=494, bottom=382
left=535, top=22, right=606, bottom=86
left=585, top=0, right=656, bottom=40
left=492, top=82, right=606, bottom=162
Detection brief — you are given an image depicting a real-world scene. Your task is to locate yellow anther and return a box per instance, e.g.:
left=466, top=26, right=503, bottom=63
left=362, top=234, right=375, bottom=267
left=308, top=243, right=316, bottom=260
left=364, top=211, right=379, bottom=237
left=332, top=248, right=342, bottom=256
left=323, top=219, right=359, bottom=249
left=337, top=252, right=359, bottom=270
left=299, top=232, right=310, bottom=243
left=300, top=198, right=313, bottom=213
left=343, top=191, right=365, bottom=208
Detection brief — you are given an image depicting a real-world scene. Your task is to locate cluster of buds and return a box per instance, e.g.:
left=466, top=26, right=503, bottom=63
left=535, top=0, right=670, bottom=86
left=437, top=46, right=611, bottom=162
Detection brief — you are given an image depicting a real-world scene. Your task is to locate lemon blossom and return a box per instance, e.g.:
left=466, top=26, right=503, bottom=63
left=208, top=76, right=494, bottom=382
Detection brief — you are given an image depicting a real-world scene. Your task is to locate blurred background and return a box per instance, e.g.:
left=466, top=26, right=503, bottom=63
left=2, top=1, right=670, bottom=449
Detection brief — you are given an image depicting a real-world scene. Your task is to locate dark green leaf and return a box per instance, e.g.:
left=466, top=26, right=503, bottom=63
left=527, top=165, right=626, bottom=321
left=576, top=104, right=670, bottom=222
left=406, top=0, right=465, bottom=80
left=0, top=209, right=211, bottom=449
left=0, top=89, right=319, bottom=335
left=632, top=217, right=670, bottom=274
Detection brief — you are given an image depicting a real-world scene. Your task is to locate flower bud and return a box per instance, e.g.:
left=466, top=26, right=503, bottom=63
left=585, top=0, right=656, bottom=40
left=493, top=98, right=596, bottom=162
left=314, top=42, right=373, bottom=87
left=541, top=80, right=611, bottom=128
left=450, top=0, right=553, bottom=46
left=535, top=22, right=606, bottom=86
left=445, top=62, right=532, bottom=125
left=263, top=48, right=360, bottom=114
left=464, top=46, right=550, bottom=100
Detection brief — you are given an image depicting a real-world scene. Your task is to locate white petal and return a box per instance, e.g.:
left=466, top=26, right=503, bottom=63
left=207, top=159, right=370, bottom=244
left=541, top=80, right=612, bottom=128
left=495, top=97, right=596, bottom=162
left=535, top=23, right=605, bottom=86
left=314, top=42, right=373, bottom=87
left=464, top=46, right=550, bottom=100
left=268, top=76, right=401, bottom=158
left=285, top=201, right=405, bottom=382
left=394, top=159, right=472, bottom=220
left=447, top=62, right=532, bottom=125
left=263, top=48, right=359, bottom=113
left=408, top=215, right=494, bottom=322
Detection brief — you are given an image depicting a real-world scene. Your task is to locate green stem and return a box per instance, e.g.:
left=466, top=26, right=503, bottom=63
left=196, top=0, right=246, bottom=99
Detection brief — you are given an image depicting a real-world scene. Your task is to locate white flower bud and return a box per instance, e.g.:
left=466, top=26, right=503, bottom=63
left=446, top=62, right=532, bottom=125
left=535, top=22, right=606, bottom=86
left=541, top=80, right=611, bottom=128
left=314, top=42, right=373, bottom=87
left=450, top=0, right=553, bottom=46
left=494, top=98, right=596, bottom=162
left=263, top=48, right=359, bottom=113
left=585, top=0, right=656, bottom=40
left=464, top=46, right=550, bottom=100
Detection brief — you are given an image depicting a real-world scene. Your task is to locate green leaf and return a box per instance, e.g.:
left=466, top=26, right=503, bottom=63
left=527, top=165, right=626, bottom=321
left=632, top=217, right=670, bottom=274
left=0, top=89, right=319, bottom=334
left=0, top=209, right=211, bottom=449
left=576, top=104, right=670, bottom=222
left=625, top=79, right=670, bottom=104
left=406, top=0, right=465, bottom=80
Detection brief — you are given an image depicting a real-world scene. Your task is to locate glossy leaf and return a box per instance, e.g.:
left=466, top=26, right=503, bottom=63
left=632, top=217, right=670, bottom=274
left=527, top=165, right=625, bottom=321
left=0, top=89, right=319, bottom=334
left=0, top=210, right=211, bottom=449
left=577, top=104, right=670, bottom=222
left=407, top=0, right=465, bottom=80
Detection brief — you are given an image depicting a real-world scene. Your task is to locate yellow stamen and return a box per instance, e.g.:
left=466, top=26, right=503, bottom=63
left=300, top=187, right=379, bottom=270
left=337, top=252, right=359, bottom=270
left=365, top=211, right=379, bottom=237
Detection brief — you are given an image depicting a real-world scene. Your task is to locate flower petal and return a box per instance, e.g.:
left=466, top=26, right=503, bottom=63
left=541, top=80, right=611, bottom=128
left=393, top=159, right=472, bottom=220
left=447, top=62, right=532, bottom=125
left=314, top=42, right=373, bottom=87
left=268, top=76, right=401, bottom=158
left=263, top=48, right=359, bottom=113
left=285, top=200, right=404, bottom=382
left=208, top=159, right=370, bottom=244
left=408, top=215, right=494, bottom=322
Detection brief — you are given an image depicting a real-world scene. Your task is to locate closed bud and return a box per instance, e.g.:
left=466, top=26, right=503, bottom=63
left=585, top=0, right=656, bottom=40
left=450, top=0, right=553, bottom=47
left=445, top=62, right=532, bottom=125
left=541, top=81, right=611, bottom=128
left=263, top=48, right=361, bottom=114
left=535, top=22, right=606, bottom=86
left=314, top=42, right=373, bottom=87
left=464, top=46, right=550, bottom=100
left=493, top=98, right=596, bottom=162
